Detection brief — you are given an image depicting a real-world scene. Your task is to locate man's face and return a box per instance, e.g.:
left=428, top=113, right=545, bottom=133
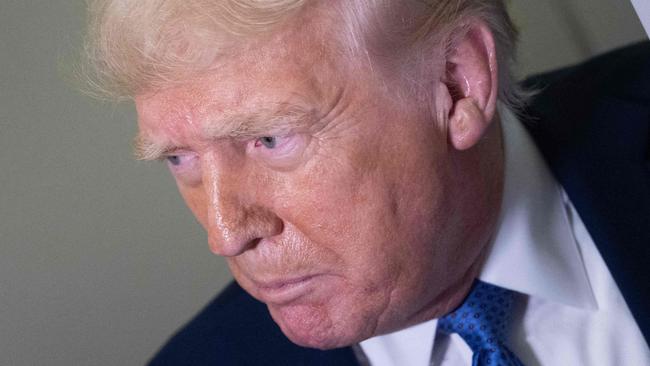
left=135, top=19, right=492, bottom=349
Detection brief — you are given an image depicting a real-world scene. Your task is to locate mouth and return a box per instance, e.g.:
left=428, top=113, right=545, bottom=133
left=251, top=274, right=322, bottom=304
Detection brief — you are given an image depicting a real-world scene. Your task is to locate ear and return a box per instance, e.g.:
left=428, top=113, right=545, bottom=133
left=443, top=21, right=498, bottom=151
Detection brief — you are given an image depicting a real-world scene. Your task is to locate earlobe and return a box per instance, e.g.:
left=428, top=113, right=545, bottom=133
left=442, top=20, right=498, bottom=151
left=448, top=97, right=487, bottom=151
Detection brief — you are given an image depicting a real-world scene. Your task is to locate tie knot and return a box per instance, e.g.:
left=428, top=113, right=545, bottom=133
left=438, top=281, right=515, bottom=352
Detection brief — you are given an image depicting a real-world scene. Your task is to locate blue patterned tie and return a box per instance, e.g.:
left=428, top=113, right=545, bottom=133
left=437, top=280, right=525, bottom=366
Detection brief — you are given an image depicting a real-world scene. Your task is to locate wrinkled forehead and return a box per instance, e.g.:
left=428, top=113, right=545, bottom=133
left=134, top=15, right=352, bottom=147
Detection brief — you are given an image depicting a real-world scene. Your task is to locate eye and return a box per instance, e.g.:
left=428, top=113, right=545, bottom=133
left=164, top=152, right=196, bottom=167
left=163, top=152, right=201, bottom=185
left=255, top=136, right=278, bottom=149
left=248, top=133, right=307, bottom=170
left=166, top=155, right=182, bottom=166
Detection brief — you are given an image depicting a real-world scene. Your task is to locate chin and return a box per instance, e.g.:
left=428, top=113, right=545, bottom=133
left=268, top=302, right=369, bottom=350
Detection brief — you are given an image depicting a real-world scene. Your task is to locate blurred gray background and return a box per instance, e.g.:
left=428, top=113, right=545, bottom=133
left=0, top=1, right=646, bottom=365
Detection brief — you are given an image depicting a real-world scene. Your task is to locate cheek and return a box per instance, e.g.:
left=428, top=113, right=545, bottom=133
left=275, top=152, right=405, bottom=282
left=280, top=161, right=360, bottom=238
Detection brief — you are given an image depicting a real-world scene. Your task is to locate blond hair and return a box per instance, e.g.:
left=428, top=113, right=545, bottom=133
left=84, top=0, right=524, bottom=107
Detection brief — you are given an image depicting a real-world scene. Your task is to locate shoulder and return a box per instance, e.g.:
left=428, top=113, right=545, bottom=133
left=520, top=40, right=650, bottom=197
left=520, top=40, right=650, bottom=212
left=521, top=40, right=650, bottom=182
left=523, top=40, right=650, bottom=108
left=148, top=281, right=358, bottom=365
left=522, top=41, right=650, bottom=153
left=147, top=281, right=271, bottom=365
left=521, top=40, right=650, bottom=343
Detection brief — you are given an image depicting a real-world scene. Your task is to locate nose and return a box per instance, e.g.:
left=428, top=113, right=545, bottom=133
left=203, top=155, right=283, bottom=257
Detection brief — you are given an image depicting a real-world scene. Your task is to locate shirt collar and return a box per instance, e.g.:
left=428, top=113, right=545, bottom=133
left=359, top=319, right=437, bottom=366
left=479, top=106, right=597, bottom=310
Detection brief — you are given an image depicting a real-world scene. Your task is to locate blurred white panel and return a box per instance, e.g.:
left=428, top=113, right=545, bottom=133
left=630, top=0, right=650, bottom=35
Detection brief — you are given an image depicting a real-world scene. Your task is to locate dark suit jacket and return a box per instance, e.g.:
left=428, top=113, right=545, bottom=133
left=149, top=42, right=650, bottom=365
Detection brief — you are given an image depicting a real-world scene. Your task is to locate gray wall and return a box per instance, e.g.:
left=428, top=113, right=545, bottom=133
left=0, top=1, right=646, bottom=365
left=509, top=0, right=648, bottom=76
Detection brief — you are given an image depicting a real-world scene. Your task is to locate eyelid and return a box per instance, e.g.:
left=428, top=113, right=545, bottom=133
left=156, top=153, right=176, bottom=163
left=162, top=150, right=202, bottom=186
left=159, top=150, right=199, bottom=169
left=256, top=133, right=293, bottom=146
left=159, top=148, right=190, bottom=159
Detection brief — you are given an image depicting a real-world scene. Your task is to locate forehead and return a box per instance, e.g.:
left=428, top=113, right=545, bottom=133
left=135, top=13, right=349, bottom=144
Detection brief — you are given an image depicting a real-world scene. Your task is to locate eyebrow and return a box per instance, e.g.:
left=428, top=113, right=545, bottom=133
left=132, top=134, right=171, bottom=161
left=133, top=103, right=316, bottom=161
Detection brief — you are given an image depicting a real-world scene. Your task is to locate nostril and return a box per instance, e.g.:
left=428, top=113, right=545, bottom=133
left=249, top=237, right=262, bottom=250
left=207, top=232, right=264, bottom=257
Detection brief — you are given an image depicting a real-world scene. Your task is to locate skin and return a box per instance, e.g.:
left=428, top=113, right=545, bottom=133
left=135, top=10, right=504, bottom=350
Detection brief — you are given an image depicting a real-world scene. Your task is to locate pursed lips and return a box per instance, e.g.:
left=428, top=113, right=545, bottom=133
left=248, top=274, right=324, bottom=304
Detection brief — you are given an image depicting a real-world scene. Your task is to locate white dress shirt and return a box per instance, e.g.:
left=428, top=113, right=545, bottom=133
left=359, top=108, right=650, bottom=366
